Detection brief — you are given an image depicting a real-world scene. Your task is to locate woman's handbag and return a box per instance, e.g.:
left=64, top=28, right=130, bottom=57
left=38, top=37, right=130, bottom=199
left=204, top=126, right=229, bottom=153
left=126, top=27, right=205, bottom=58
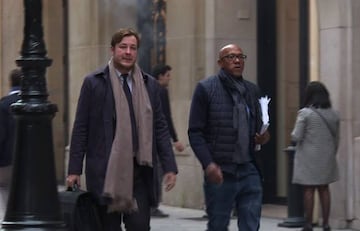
left=58, top=185, right=103, bottom=231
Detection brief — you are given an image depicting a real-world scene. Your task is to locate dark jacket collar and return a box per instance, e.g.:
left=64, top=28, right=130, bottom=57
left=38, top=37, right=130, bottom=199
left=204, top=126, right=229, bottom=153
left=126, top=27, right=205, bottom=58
left=94, top=65, right=149, bottom=83
left=218, top=68, right=244, bottom=82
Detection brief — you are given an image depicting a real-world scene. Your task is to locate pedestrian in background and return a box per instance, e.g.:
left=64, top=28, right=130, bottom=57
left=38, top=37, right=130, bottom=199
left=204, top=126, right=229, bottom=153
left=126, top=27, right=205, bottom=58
left=66, top=28, right=178, bottom=231
left=152, top=64, right=185, bottom=153
left=0, top=69, right=22, bottom=220
left=188, top=44, right=270, bottom=231
left=151, top=63, right=184, bottom=218
left=291, top=81, right=340, bottom=231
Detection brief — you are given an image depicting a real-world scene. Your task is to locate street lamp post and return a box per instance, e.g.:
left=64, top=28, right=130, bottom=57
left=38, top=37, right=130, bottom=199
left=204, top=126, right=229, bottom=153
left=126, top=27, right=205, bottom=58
left=1, top=0, right=66, bottom=230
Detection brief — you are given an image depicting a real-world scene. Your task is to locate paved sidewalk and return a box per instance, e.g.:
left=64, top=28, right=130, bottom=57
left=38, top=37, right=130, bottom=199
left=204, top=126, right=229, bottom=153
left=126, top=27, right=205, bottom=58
left=151, top=205, right=355, bottom=231
left=2, top=202, right=355, bottom=230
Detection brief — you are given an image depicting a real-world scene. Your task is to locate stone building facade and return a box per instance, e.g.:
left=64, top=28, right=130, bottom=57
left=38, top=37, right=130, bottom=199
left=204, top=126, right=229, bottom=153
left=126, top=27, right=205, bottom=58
left=1, top=0, right=360, bottom=229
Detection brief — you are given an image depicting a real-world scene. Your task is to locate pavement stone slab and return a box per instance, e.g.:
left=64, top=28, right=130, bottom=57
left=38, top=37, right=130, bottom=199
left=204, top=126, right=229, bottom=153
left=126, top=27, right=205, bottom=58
left=151, top=205, right=355, bottom=231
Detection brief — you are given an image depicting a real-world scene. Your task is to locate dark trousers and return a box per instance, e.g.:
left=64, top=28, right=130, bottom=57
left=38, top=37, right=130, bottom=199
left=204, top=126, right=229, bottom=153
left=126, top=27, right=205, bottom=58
left=98, top=162, right=152, bottom=231
left=204, top=166, right=263, bottom=231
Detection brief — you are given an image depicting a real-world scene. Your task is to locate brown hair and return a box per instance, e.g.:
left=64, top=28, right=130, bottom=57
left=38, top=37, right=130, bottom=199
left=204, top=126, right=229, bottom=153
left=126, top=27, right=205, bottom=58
left=303, top=81, right=331, bottom=109
left=9, top=68, right=23, bottom=87
left=152, top=64, right=172, bottom=79
left=110, top=28, right=140, bottom=48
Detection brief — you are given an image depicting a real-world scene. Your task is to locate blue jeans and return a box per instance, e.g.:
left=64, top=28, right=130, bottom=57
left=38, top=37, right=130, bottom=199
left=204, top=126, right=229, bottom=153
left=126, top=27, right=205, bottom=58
left=204, top=166, right=262, bottom=231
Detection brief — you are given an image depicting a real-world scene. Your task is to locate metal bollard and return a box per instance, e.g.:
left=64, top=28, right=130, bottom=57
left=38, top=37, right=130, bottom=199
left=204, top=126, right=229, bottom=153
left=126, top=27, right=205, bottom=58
left=278, top=146, right=305, bottom=228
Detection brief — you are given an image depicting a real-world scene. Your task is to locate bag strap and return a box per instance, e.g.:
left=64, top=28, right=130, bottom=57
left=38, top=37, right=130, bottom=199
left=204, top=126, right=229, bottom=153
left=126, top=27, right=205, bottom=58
left=311, top=108, right=336, bottom=139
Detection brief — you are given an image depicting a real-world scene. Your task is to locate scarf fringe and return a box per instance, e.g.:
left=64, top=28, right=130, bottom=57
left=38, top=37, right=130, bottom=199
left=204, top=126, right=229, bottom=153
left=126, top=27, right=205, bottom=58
left=105, top=194, right=138, bottom=213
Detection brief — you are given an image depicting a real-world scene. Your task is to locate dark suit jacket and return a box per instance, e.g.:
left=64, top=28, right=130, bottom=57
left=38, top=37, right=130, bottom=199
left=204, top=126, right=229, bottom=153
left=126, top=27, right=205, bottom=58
left=0, top=92, right=20, bottom=167
left=159, top=87, right=178, bottom=142
left=68, top=65, right=178, bottom=206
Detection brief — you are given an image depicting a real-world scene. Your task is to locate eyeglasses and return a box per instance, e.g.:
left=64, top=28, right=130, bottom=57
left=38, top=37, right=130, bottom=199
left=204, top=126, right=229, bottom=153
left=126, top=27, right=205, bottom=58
left=221, top=54, right=247, bottom=61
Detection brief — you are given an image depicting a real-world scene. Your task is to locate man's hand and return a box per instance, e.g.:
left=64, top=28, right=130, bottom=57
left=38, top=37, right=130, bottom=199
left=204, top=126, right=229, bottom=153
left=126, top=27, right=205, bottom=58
left=66, top=174, right=81, bottom=188
left=174, top=141, right=185, bottom=152
left=163, top=172, right=177, bottom=192
left=255, top=130, right=270, bottom=145
left=205, top=162, right=223, bottom=184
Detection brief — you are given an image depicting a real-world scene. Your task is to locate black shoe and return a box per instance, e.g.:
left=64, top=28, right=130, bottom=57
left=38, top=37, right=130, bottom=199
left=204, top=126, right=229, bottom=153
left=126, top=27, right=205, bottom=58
left=151, top=208, right=169, bottom=218
left=323, top=225, right=331, bottom=231
left=301, top=223, right=313, bottom=231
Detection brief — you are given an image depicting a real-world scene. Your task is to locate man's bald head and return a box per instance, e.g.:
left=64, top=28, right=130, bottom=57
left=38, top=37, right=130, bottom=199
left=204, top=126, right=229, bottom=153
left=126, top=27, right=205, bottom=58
left=217, top=44, right=245, bottom=78
left=218, top=44, right=242, bottom=61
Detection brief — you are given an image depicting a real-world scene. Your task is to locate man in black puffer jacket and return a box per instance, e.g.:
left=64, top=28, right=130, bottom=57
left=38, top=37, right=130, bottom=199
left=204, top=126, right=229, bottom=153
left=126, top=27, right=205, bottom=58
left=188, top=44, right=270, bottom=231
